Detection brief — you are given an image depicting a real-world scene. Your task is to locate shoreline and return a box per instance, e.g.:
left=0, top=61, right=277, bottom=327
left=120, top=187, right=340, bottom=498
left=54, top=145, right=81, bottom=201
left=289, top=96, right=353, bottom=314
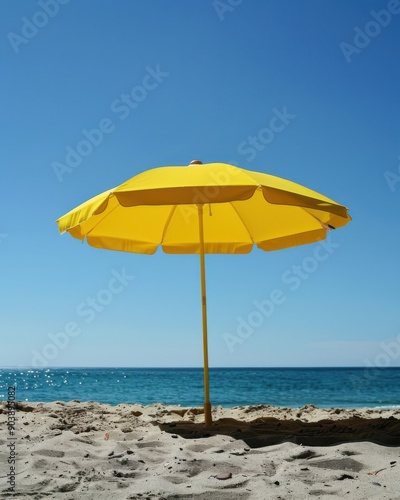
left=6, top=400, right=400, bottom=410
left=2, top=366, right=400, bottom=411
left=1, top=401, right=399, bottom=499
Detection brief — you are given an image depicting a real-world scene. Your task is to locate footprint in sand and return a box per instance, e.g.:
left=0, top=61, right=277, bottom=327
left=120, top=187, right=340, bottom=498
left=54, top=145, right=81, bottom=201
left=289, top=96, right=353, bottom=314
left=136, top=440, right=164, bottom=449
left=32, top=449, right=65, bottom=458
left=308, top=458, right=364, bottom=472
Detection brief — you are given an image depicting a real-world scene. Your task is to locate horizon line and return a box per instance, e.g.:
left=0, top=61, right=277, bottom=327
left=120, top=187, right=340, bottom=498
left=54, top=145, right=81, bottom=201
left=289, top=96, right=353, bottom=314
left=1, top=365, right=400, bottom=370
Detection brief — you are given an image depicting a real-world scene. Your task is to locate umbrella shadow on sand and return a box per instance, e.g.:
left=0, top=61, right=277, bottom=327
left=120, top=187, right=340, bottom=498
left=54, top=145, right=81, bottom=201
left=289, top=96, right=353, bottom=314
left=159, top=415, right=400, bottom=448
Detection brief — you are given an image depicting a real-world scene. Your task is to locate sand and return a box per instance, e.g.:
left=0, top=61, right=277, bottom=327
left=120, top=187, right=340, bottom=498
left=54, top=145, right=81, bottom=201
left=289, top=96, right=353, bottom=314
left=1, top=401, right=399, bottom=499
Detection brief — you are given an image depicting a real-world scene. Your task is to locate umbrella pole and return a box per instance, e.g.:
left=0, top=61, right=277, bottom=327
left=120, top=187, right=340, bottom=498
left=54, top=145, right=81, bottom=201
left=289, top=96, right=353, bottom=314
left=198, top=204, right=212, bottom=426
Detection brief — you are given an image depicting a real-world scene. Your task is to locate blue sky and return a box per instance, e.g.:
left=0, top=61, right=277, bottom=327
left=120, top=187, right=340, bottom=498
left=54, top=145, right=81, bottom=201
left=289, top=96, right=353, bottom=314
left=1, top=0, right=399, bottom=368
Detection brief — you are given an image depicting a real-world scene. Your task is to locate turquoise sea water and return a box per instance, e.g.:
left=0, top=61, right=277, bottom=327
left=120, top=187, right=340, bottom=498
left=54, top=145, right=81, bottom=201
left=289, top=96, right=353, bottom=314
left=1, top=367, right=400, bottom=409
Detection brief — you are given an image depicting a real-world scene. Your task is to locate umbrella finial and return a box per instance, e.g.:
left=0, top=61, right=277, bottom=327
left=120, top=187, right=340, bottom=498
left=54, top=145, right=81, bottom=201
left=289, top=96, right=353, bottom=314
left=189, top=160, right=203, bottom=165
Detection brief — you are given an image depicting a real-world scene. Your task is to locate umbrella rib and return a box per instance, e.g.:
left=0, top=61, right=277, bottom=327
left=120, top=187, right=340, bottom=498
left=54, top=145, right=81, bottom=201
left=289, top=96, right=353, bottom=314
left=160, top=205, right=177, bottom=244
left=299, top=207, right=334, bottom=230
left=229, top=201, right=255, bottom=245
left=84, top=198, right=121, bottom=237
left=229, top=198, right=327, bottom=248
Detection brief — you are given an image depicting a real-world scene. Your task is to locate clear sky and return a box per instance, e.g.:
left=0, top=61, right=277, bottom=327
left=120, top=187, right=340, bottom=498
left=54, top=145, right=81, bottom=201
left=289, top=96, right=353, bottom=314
left=1, top=0, right=399, bottom=368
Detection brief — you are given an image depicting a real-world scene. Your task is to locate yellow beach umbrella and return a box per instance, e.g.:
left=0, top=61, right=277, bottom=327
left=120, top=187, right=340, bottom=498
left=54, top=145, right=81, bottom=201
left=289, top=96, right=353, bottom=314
left=57, top=161, right=351, bottom=425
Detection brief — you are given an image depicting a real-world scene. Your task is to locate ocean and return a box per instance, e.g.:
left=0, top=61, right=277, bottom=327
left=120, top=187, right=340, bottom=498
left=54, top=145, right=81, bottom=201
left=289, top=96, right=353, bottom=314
left=1, top=367, right=400, bottom=409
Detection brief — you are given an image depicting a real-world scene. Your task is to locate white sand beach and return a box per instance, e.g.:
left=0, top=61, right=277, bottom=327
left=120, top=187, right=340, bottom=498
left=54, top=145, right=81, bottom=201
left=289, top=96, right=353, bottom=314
left=1, top=401, right=399, bottom=499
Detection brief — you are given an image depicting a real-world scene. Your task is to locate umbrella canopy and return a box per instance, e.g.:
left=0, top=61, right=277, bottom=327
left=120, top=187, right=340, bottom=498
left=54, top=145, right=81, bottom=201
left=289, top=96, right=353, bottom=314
left=57, top=161, right=351, bottom=424
left=58, top=162, right=350, bottom=253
